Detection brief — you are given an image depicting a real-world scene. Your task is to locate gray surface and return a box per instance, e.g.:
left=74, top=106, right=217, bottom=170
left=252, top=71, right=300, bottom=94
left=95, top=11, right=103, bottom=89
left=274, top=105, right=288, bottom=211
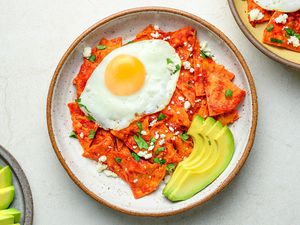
left=0, top=145, right=33, bottom=225
left=0, top=0, right=299, bottom=224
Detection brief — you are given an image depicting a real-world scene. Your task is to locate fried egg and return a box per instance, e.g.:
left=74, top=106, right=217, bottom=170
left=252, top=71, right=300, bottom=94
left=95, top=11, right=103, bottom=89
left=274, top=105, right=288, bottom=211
left=255, top=0, right=300, bottom=12
left=79, top=40, right=181, bottom=130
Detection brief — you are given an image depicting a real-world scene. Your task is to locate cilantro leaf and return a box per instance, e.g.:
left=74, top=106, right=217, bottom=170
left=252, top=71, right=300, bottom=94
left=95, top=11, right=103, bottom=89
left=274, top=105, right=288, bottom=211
left=131, top=152, right=140, bottom=162
left=166, top=163, right=175, bottom=172
left=174, top=64, right=180, bottom=73
left=96, top=45, right=107, bottom=50
left=155, top=147, right=165, bottom=155
left=150, top=137, right=157, bottom=144
left=115, top=157, right=122, bottom=163
left=266, top=24, right=274, bottom=32
left=166, top=58, right=174, bottom=64
left=157, top=113, right=166, bottom=121
left=179, top=133, right=189, bottom=142
left=88, top=55, right=96, bottom=62
left=88, top=129, right=96, bottom=139
left=225, top=89, right=233, bottom=98
left=153, top=158, right=166, bottom=165
left=270, top=38, right=283, bottom=44
left=87, top=114, right=96, bottom=122
left=69, top=130, right=77, bottom=139
left=137, top=122, right=143, bottom=134
left=133, top=135, right=149, bottom=149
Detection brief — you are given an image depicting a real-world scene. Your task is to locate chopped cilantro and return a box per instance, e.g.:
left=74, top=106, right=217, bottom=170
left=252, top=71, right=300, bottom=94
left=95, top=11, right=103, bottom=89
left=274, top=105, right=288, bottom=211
left=87, top=114, right=96, bottom=122
left=266, top=24, right=274, bottom=32
left=295, top=34, right=300, bottom=39
left=88, top=55, right=96, bottom=62
left=96, top=45, right=107, bottom=50
left=174, top=64, right=180, bottom=73
left=69, top=130, right=77, bottom=139
left=155, top=147, right=165, bottom=155
left=75, top=98, right=91, bottom=113
left=153, top=158, right=166, bottom=165
left=284, top=27, right=295, bottom=36
left=150, top=137, right=157, bottom=144
left=180, top=133, right=189, bottom=142
left=115, top=157, right=122, bottom=163
left=133, top=135, right=149, bottom=149
left=166, top=58, right=174, bottom=64
left=225, top=89, right=233, bottom=98
left=88, top=129, right=96, bottom=139
left=166, top=163, right=175, bottom=172
left=131, top=152, right=140, bottom=162
left=157, top=113, right=166, bottom=121
left=137, top=121, right=143, bottom=134
left=270, top=38, right=283, bottom=44
left=126, top=40, right=134, bottom=44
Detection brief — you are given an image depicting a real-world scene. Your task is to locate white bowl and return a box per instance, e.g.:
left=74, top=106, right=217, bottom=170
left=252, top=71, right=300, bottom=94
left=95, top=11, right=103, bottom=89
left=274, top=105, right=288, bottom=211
left=47, top=7, right=258, bottom=216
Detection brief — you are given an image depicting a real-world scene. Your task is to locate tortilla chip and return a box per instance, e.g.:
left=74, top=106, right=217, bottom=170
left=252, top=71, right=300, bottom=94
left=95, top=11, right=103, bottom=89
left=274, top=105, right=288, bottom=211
left=204, top=72, right=245, bottom=116
left=247, top=0, right=273, bottom=27
left=263, top=11, right=300, bottom=52
left=215, top=110, right=239, bottom=126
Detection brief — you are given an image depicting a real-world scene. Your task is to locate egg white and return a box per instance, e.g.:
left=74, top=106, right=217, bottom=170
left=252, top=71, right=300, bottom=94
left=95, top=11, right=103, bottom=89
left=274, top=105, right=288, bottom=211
left=255, top=0, right=300, bottom=12
left=79, top=40, right=181, bottom=130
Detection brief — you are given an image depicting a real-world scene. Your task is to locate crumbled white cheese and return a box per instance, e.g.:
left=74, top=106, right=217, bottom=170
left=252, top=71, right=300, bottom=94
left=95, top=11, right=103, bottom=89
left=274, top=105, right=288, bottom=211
left=150, top=32, right=161, bottom=38
left=178, top=96, right=185, bottom=101
left=171, top=136, right=176, bottom=141
left=187, top=46, right=193, bottom=52
left=82, top=46, right=92, bottom=58
left=148, top=145, right=155, bottom=151
left=137, top=151, right=147, bottom=157
left=196, top=63, right=200, bottom=68
left=169, top=126, right=174, bottom=132
left=275, top=14, right=288, bottom=24
left=174, top=131, right=180, bottom=135
left=167, top=106, right=171, bottom=111
left=144, top=153, right=152, bottom=159
left=99, top=155, right=107, bottom=162
left=103, top=170, right=118, bottom=178
left=149, top=119, right=157, bottom=127
left=184, top=101, right=191, bottom=110
left=287, top=36, right=300, bottom=47
left=108, top=146, right=113, bottom=149
left=190, top=68, right=195, bottom=73
left=133, top=178, right=138, bottom=183
left=176, top=111, right=180, bottom=114
left=195, top=99, right=201, bottom=103
left=163, top=36, right=170, bottom=41
left=133, top=145, right=137, bottom=149
left=79, top=132, right=84, bottom=139
left=171, top=101, right=175, bottom=104
left=164, top=174, right=172, bottom=184
left=96, top=163, right=107, bottom=172
left=154, top=24, right=159, bottom=30
left=160, top=134, right=166, bottom=138
left=249, top=9, right=264, bottom=22
left=184, top=42, right=188, bottom=46
left=141, top=130, right=147, bottom=135
left=167, top=62, right=176, bottom=73
left=183, top=61, right=191, bottom=70
left=158, top=139, right=165, bottom=145
left=200, top=41, right=214, bottom=58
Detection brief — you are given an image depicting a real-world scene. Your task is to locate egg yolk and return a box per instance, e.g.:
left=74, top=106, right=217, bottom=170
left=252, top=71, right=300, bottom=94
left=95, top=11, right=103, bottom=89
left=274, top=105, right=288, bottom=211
left=105, top=54, right=146, bottom=96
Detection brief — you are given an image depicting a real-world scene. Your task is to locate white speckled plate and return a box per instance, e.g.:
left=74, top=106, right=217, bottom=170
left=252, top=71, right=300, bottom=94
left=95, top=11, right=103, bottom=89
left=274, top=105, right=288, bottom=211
left=47, top=7, right=257, bottom=216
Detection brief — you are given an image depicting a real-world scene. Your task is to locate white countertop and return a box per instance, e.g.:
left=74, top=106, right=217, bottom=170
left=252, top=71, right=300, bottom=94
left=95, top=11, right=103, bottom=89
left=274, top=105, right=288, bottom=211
left=0, top=0, right=299, bottom=224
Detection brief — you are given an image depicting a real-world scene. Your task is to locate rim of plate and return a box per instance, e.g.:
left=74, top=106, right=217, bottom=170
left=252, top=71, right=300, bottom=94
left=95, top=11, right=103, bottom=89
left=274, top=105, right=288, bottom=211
left=46, top=7, right=258, bottom=217
left=228, top=0, right=300, bottom=70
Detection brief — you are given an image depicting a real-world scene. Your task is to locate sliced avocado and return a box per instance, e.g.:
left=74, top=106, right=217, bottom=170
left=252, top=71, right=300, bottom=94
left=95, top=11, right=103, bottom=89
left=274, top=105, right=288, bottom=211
left=0, top=208, right=21, bottom=223
left=0, top=214, right=14, bottom=225
left=164, top=119, right=221, bottom=194
left=0, top=186, right=15, bottom=210
left=0, top=166, right=12, bottom=188
left=163, top=117, right=234, bottom=201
